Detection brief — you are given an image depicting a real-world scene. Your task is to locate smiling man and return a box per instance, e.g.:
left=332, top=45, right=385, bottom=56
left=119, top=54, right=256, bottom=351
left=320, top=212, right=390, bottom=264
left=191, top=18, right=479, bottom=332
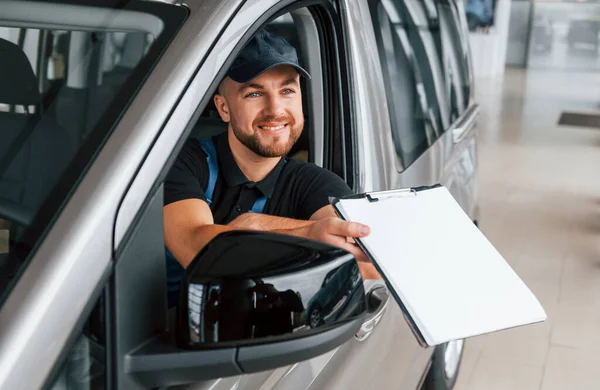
left=163, top=29, right=379, bottom=306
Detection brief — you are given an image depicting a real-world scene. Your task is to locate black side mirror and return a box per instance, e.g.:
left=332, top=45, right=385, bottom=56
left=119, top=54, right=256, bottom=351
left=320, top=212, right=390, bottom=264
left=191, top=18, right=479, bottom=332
left=126, top=231, right=366, bottom=388
left=177, top=230, right=366, bottom=348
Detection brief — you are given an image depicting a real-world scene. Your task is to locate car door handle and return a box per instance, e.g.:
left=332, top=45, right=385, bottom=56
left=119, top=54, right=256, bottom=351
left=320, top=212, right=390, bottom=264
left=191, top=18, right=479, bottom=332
left=355, top=284, right=389, bottom=341
left=452, top=104, right=480, bottom=144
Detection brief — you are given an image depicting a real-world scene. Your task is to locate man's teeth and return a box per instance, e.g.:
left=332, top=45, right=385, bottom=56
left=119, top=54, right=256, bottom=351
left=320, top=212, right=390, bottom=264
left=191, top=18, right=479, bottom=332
left=262, top=125, right=285, bottom=131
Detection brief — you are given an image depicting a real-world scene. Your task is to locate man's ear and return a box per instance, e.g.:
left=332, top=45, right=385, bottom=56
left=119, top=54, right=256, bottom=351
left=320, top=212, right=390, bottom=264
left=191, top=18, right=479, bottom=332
left=213, top=92, right=230, bottom=123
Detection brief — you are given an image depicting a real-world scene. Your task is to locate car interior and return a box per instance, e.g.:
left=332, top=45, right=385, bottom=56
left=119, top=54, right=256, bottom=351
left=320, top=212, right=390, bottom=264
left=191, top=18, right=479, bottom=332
left=0, top=27, right=154, bottom=280
left=0, top=15, right=166, bottom=389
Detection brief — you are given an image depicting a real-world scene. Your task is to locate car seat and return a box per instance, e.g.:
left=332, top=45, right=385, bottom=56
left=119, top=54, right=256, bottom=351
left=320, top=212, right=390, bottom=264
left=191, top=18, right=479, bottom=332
left=0, top=38, right=76, bottom=234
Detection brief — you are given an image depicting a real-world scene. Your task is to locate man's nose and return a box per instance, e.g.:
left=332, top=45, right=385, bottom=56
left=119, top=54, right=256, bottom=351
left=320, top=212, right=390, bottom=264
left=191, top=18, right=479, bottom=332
left=264, top=94, right=285, bottom=117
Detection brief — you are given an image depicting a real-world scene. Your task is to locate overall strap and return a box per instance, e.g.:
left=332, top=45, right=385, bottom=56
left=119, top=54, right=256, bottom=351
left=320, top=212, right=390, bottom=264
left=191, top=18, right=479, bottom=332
left=250, top=197, right=267, bottom=213
left=197, top=137, right=219, bottom=205
left=249, top=157, right=288, bottom=214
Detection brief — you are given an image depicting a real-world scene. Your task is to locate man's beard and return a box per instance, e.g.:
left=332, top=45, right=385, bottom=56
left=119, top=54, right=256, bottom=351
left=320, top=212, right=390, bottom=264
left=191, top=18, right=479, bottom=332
left=231, top=116, right=302, bottom=158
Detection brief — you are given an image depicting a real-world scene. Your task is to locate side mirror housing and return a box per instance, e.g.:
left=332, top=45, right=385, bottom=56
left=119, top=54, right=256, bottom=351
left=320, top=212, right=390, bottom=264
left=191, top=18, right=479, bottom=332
left=126, top=231, right=366, bottom=388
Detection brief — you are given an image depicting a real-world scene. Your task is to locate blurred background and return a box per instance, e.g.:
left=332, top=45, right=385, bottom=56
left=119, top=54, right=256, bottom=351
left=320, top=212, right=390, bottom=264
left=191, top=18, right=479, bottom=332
left=456, top=1, right=600, bottom=389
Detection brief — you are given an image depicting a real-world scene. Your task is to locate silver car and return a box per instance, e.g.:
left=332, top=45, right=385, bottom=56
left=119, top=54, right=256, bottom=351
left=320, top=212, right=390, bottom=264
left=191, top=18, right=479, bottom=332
left=0, top=0, right=479, bottom=389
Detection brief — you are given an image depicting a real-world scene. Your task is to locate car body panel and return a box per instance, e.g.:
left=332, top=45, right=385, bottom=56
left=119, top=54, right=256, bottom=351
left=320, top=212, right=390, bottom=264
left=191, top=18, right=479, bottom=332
left=0, top=0, right=478, bottom=388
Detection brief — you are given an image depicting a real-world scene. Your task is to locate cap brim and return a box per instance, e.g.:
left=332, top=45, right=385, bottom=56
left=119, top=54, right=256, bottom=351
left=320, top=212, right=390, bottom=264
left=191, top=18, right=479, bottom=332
left=228, top=58, right=311, bottom=83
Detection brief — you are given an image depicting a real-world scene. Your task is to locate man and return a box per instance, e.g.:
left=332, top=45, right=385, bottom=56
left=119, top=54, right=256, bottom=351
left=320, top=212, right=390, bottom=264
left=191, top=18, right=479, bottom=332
left=164, top=29, right=379, bottom=306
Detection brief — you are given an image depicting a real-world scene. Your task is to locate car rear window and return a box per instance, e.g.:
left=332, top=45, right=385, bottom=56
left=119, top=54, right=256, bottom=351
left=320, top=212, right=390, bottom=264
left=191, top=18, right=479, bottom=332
left=0, top=0, right=187, bottom=304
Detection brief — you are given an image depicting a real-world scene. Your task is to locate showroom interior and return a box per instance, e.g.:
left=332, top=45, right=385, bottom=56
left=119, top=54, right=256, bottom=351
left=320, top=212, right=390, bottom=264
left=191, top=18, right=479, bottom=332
left=457, top=0, right=600, bottom=389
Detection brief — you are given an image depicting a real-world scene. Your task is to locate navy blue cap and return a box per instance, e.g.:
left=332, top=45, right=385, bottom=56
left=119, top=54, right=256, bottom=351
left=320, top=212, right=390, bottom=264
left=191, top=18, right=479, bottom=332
left=227, top=29, right=311, bottom=83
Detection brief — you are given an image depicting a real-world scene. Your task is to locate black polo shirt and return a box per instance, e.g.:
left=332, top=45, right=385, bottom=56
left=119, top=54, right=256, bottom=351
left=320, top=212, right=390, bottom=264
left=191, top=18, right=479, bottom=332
left=164, top=132, right=353, bottom=223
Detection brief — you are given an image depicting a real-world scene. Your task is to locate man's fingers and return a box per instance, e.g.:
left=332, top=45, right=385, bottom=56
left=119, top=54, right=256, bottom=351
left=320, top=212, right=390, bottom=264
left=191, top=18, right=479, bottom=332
left=328, top=218, right=370, bottom=238
left=339, top=242, right=370, bottom=263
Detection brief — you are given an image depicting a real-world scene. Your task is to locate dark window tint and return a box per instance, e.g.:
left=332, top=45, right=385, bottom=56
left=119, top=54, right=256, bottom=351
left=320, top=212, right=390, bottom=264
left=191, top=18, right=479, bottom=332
left=0, top=1, right=187, bottom=305
left=369, top=0, right=443, bottom=169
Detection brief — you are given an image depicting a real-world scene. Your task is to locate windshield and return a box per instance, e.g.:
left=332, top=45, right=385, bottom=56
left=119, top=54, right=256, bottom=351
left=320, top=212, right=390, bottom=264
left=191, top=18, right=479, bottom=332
left=0, top=0, right=187, bottom=303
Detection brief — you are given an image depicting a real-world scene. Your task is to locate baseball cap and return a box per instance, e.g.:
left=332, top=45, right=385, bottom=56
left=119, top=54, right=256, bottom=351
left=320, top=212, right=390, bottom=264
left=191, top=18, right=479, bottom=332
left=227, top=29, right=311, bottom=83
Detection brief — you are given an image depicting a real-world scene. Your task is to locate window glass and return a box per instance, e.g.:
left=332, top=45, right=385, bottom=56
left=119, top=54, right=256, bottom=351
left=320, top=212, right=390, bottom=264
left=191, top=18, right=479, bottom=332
left=49, top=292, right=107, bottom=390
left=401, top=0, right=449, bottom=132
left=436, top=1, right=471, bottom=119
left=368, top=0, right=440, bottom=169
left=0, top=1, right=187, bottom=306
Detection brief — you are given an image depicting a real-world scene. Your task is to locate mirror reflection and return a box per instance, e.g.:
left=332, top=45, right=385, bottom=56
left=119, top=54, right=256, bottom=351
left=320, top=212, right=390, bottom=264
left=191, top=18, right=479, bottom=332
left=178, top=232, right=367, bottom=347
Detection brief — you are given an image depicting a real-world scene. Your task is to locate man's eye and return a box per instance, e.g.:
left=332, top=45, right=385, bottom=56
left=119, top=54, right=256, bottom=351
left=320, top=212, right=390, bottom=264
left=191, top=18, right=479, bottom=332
left=282, top=89, right=295, bottom=95
left=245, top=92, right=260, bottom=98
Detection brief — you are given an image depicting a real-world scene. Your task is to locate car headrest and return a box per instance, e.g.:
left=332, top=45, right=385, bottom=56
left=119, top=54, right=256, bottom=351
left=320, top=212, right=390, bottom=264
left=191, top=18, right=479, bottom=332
left=189, top=117, right=228, bottom=139
left=0, top=38, right=40, bottom=106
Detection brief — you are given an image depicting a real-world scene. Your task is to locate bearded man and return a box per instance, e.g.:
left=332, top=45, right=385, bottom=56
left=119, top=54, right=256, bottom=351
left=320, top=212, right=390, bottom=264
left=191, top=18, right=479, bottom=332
left=163, top=29, right=379, bottom=307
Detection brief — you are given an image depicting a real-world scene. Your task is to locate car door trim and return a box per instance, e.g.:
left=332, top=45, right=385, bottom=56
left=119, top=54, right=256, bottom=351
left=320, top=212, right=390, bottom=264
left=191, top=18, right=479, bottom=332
left=355, top=283, right=389, bottom=341
left=451, top=103, right=480, bottom=144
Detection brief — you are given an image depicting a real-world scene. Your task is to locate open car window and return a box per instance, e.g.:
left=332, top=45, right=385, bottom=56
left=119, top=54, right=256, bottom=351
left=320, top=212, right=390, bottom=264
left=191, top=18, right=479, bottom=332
left=0, top=0, right=187, bottom=305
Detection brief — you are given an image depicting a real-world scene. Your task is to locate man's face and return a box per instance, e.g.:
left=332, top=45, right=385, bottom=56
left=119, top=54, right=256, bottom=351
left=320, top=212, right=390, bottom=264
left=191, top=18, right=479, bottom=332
left=214, top=65, right=304, bottom=158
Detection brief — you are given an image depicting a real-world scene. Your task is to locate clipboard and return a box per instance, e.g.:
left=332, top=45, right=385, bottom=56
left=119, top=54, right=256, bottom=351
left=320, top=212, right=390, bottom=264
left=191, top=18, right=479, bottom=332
left=330, top=184, right=547, bottom=347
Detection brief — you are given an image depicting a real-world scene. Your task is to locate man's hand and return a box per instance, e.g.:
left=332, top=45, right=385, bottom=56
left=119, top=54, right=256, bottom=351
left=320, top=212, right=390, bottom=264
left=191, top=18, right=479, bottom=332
left=309, top=206, right=381, bottom=280
left=299, top=217, right=370, bottom=263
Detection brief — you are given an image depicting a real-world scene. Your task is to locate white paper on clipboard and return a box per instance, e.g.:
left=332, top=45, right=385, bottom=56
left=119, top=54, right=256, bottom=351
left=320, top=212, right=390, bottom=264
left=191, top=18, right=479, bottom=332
left=331, top=185, right=547, bottom=346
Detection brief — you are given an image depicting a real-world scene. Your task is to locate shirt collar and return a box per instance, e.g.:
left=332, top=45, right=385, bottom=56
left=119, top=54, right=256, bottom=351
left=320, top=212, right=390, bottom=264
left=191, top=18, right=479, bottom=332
left=215, top=132, right=286, bottom=198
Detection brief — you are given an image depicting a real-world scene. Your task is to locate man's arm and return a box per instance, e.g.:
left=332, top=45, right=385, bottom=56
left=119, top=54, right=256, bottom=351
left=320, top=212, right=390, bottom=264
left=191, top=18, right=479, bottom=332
left=164, top=200, right=371, bottom=269
left=164, top=199, right=233, bottom=268
left=226, top=205, right=380, bottom=279
left=227, top=203, right=344, bottom=230
left=228, top=213, right=313, bottom=230
left=227, top=206, right=364, bottom=258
